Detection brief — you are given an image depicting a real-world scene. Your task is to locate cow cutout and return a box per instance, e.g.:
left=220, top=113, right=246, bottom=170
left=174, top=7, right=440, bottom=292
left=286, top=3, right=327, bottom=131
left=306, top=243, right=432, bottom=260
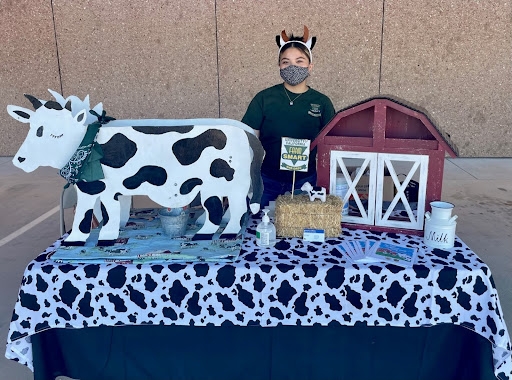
left=301, top=182, right=327, bottom=202
left=8, top=90, right=264, bottom=246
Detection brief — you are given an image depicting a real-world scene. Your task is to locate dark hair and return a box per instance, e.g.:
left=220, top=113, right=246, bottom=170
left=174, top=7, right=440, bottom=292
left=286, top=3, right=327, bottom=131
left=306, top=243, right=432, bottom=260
left=278, top=42, right=312, bottom=63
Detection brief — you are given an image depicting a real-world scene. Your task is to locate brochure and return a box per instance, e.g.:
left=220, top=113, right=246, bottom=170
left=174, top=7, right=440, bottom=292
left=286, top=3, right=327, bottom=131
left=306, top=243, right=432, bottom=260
left=367, top=241, right=417, bottom=267
left=336, top=239, right=415, bottom=266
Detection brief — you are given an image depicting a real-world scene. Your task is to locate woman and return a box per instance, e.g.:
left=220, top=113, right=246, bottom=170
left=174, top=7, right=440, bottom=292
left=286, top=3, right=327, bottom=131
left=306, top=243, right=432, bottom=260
left=242, top=26, right=335, bottom=207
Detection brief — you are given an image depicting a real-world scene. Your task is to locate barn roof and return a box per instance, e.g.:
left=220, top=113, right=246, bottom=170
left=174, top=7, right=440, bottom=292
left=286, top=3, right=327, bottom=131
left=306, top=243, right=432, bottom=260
left=313, top=95, right=458, bottom=157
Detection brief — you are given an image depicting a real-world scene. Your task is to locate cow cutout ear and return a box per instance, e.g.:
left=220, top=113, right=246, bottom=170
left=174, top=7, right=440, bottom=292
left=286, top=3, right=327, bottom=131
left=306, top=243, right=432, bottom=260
left=75, top=109, right=87, bottom=124
left=7, top=105, right=33, bottom=123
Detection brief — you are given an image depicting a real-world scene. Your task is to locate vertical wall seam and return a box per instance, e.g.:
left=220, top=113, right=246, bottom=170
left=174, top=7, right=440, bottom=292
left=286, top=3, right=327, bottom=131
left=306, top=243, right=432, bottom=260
left=378, top=0, right=386, bottom=95
left=214, top=0, right=221, bottom=118
left=50, top=0, right=63, bottom=95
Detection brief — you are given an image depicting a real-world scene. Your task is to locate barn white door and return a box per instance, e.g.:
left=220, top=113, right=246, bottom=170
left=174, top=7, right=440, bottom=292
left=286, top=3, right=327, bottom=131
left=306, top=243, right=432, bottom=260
left=330, top=151, right=377, bottom=225
left=375, top=153, right=429, bottom=230
left=330, top=151, right=429, bottom=231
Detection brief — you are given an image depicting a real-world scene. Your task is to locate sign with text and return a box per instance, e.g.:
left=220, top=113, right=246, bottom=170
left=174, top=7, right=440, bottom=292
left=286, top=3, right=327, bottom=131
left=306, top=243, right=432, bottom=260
left=280, top=137, right=310, bottom=172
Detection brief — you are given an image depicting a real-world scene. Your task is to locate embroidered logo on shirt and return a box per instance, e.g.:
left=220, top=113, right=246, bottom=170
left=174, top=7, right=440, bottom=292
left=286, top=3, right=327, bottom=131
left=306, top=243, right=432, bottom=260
left=308, top=103, right=322, bottom=117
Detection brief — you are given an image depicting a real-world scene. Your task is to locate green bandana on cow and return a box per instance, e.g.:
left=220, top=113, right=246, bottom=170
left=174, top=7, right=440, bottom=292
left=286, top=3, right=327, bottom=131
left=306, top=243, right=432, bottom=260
left=59, top=110, right=115, bottom=187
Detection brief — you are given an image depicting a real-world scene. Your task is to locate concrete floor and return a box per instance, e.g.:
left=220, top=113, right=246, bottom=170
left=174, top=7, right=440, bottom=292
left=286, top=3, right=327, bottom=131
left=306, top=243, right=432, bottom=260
left=1, top=156, right=511, bottom=379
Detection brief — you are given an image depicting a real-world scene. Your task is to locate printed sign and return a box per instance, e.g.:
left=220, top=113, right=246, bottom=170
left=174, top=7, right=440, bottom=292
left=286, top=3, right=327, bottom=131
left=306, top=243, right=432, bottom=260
left=280, top=137, right=310, bottom=172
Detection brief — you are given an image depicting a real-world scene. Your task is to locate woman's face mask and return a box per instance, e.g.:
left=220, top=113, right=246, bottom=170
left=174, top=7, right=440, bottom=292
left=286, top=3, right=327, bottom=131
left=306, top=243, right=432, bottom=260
left=280, top=65, right=310, bottom=86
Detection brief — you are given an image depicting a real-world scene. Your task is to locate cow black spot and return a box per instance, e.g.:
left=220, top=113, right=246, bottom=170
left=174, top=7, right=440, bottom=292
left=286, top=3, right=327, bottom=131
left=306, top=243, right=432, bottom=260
left=487, top=316, right=498, bottom=334
left=108, top=294, right=127, bottom=312
left=41, top=265, right=53, bottom=274
left=36, top=274, right=48, bottom=292
left=84, top=264, right=100, bottom=278
left=187, top=292, right=202, bottom=315
left=180, top=178, right=203, bottom=195
left=216, top=293, right=235, bottom=311
left=275, top=240, right=291, bottom=251
left=432, top=248, right=450, bottom=259
left=123, top=166, right=167, bottom=189
left=276, top=280, right=297, bottom=307
left=57, top=307, right=72, bottom=321
left=127, top=284, right=147, bottom=309
left=270, top=307, right=284, bottom=320
left=453, top=252, right=471, bottom=264
left=324, top=294, right=342, bottom=311
left=144, top=274, right=157, bottom=292
left=76, top=181, right=106, bottom=195
left=435, top=295, right=452, bottom=314
left=169, top=264, right=186, bottom=273
left=386, top=264, right=405, bottom=274
left=362, top=274, right=375, bottom=292
left=294, top=293, right=309, bottom=316
left=216, top=265, right=236, bottom=288
left=114, top=192, right=123, bottom=201
left=413, top=265, right=429, bottom=279
left=403, top=293, right=418, bottom=317
left=35, top=321, right=50, bottom=333
left=19, top=290, right=40, bottom=311
left=194, top=263, right=209, bottom=277
left=253, top=273, right=265, bottom=292
left=78, top=292, right=94, bottom=317
left=169, top=280, right=189, bottom=306
left=172, top=129, right=227, bottom=166
left=203, top=196, right=223, bottom=226
left=378, top=308, right=393, bottom=322
left=437, top=267, right=457, bottom=290
left=386, top=281, right=407, bottom=307
left=260, top=264, right=271, bottom=273
left=133, top=125, right=194, bottom=134
left=163, top=307, right=178, bottom=320
left=473, top=276, right=488, bottom=295
left=100, top=134, right=137, bottom=168
left=302, top=264, right=318, bottom=278
left=152, top=265, right=164, bottom=274
left=345, top=285, right=363, bottom=309
left=78, top=209, right=94, bottom=234
left=325, top=265, right=344, bottom=289
left=210, top=159, right=234, bottom=181
left=59, top=280, right=80, bottom=308
left=235, top=284, right=255, bottom=308
left=456, top=287, right=472, bottom=310
left=106, top=266, right=127, bottom=289
left=276, top=264, right=294, bottom=273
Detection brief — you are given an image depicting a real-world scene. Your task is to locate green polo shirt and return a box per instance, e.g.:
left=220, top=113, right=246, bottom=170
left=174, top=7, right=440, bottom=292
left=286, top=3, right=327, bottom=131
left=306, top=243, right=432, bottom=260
left=242, top=83, right=335, bottom=182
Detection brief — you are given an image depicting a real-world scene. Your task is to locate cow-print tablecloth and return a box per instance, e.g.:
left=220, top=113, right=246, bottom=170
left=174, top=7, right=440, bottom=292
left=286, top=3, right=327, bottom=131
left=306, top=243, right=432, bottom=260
left=5, top=216, right=512, bottom=379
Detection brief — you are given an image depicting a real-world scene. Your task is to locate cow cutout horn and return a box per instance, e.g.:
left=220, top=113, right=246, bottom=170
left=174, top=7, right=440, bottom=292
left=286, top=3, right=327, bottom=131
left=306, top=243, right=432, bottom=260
left=24, top=94, right=43, bottom=110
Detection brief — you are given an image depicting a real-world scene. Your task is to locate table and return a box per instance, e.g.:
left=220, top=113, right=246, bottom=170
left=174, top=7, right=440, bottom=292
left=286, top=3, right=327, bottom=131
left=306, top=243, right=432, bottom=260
left=6, top=215, right=512, bottom=380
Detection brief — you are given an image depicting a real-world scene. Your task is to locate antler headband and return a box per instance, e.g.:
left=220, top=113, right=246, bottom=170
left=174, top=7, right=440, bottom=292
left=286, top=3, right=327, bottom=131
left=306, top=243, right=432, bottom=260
left=276, top=25, right=317, bottom=62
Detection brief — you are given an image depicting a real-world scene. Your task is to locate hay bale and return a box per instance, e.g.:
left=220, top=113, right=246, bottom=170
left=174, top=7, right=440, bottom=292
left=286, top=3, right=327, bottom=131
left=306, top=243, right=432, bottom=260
left=275, top=194, right=343, bottom=238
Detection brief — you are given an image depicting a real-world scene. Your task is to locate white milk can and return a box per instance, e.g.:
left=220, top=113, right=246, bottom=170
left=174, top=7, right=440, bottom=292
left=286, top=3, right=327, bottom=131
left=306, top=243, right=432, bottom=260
left=424, top=201, right=458, bottom=249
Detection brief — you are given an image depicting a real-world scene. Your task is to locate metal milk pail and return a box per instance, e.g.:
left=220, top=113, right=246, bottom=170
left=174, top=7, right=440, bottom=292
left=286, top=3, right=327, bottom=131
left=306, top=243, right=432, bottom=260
left=424, top=201, right=458, bottom=249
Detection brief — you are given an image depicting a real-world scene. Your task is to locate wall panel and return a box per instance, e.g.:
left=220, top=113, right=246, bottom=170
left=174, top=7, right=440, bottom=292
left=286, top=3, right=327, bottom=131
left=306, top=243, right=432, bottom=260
left=0, top=1, right=60, bottom=156
left=53, top=0, right=218, bottom=120
left=380, top=0, right=512, bottom=156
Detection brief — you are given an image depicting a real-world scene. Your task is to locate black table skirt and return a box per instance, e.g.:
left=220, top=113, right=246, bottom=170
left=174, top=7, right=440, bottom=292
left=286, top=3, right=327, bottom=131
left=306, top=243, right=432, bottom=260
left=32, top=323, right=496, bottom=380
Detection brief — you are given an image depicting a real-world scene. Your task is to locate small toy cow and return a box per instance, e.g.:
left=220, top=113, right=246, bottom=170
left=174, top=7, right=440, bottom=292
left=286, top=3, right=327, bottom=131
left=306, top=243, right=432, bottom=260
left=8, top=90, right=264, bottom=246
left=301, top=182, right=326, bottom=202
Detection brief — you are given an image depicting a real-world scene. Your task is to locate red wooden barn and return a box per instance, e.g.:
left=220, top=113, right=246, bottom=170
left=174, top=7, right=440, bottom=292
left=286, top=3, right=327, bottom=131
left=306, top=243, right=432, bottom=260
left=312, top=96, right=458, bottom=234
